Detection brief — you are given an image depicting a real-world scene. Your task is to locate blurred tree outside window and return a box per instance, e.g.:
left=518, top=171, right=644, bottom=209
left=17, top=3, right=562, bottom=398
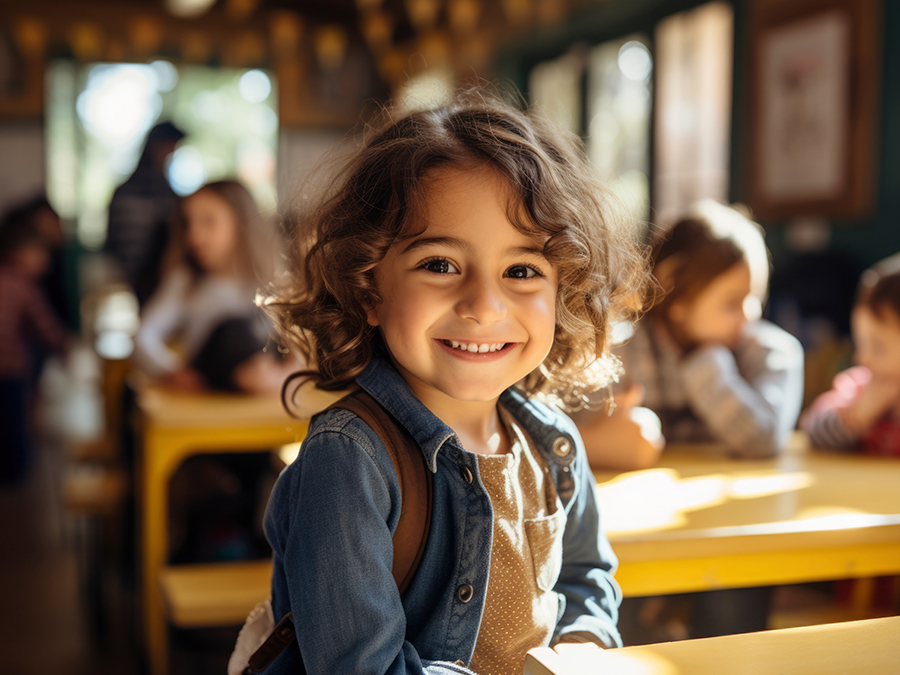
left=46, top=60, right=278, bottom=250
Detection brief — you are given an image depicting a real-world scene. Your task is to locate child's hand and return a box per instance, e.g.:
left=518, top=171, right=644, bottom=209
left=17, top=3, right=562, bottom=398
left=163, top=368, right=207, bottom=392
left=552, top=641, right=605, bottom=662
left=577, top=384, right=665, bottom=471
left=841, top=377, right=900, bottom=435
left=610, top=382, right=645, bottom=415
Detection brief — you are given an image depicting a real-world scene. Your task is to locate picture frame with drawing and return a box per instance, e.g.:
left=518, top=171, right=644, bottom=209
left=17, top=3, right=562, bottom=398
left=747, top=0, right=881, bottom=219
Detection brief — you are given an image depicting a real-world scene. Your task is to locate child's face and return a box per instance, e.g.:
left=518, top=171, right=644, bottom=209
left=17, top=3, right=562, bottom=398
left=852, top=306, right=900, bottom=381
left=367, top=166, right=558, bottom=406
left=667, top=260, right=752, bottom=349
left=184, top=190, right=239, bottom=274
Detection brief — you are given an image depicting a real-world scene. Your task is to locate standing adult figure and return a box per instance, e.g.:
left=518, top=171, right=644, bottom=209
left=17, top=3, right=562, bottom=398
left=105, top=121, right=185, bottom=305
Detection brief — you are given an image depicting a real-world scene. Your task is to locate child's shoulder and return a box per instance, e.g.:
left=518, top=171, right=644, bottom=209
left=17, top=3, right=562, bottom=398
left=501, top=387, right=582, bottom=454
left=741, top=319, right=803, bottom=358
left=304, top=405, right=389, bottom=460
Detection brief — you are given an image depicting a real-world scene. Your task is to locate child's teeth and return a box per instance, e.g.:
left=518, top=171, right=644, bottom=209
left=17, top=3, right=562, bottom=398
left=446, top=341, right=508, bottom=352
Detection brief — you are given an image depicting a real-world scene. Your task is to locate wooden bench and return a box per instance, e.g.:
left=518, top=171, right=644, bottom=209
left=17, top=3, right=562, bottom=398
left=158, top=560, right=273, bottom=627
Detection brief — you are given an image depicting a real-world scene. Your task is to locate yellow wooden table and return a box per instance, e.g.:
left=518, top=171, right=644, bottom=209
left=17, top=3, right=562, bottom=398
left=595, top=439, right=900, bottom=597
left=524, top=616, right=900, bottom=674
left=136, top=386, right=310, bottom=675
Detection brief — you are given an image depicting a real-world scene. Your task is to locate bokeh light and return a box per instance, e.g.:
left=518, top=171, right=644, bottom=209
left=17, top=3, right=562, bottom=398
left=617, top=41, right=653, bottom=81
left=238, top=70, right=272, bottom=103
left=167, top=145, right=208, bottom=196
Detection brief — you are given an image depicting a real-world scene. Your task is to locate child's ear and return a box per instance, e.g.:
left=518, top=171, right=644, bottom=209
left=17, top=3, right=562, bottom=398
left=668, top=299, right=687, bottom=324
left=366, top=306, right=380, bottom=327
left=653, top=255, right=681, bottom=295
left=361, top=293, right=380, bottom=327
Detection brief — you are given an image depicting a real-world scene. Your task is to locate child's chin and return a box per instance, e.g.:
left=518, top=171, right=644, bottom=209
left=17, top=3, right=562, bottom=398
left=443, top=382, right=508, bottom=403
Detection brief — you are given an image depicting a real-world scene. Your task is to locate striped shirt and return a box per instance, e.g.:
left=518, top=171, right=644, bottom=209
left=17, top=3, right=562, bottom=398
left=576, top=319, right=805, bottom=458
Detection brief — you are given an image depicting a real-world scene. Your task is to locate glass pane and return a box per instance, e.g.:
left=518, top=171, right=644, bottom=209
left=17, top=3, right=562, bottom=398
left=586, top=35, right=652, bottom=223
left=46, top=61, right=279, bottom=250
left=654, top=1, right=733, bottom=224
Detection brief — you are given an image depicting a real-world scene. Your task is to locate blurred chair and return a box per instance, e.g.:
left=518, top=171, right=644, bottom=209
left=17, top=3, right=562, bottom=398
left=63, top=281, right=139, bottom=640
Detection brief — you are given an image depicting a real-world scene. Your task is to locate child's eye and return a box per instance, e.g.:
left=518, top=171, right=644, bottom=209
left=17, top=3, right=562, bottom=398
left=506, top=264, right=542, bottom=280
left=420, top=258, right=458, bottom=274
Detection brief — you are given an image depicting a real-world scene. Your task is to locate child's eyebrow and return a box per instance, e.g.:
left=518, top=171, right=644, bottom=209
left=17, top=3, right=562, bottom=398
left=401, top=236, right=464, bottom=254
left=401, top=236, right=548, bottom=259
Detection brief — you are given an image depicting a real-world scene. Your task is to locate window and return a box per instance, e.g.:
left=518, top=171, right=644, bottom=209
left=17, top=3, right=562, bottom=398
left=654, top=1, right=733, bottom=224
left=586, top=35, right=653, bottom=222
left=527, top=1, right=734, bottom=226
left=46, top=61, right=278, bottom=249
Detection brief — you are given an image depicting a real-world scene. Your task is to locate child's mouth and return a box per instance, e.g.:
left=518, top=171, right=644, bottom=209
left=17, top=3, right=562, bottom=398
left=441, top=340, right=511, bottom=354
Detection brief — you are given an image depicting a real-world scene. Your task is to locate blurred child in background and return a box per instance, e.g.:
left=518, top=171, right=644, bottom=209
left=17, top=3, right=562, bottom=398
left=576, top=201, right=806, bottom=643
left=0, top=212, right=67, bottom=485
left=133, top=179, right=293, bottom=394
left=576, top=200, right=804, bottom=470
left=802, top=254, right=900, bottom=455
left=131, top=179, right=292, bottom=563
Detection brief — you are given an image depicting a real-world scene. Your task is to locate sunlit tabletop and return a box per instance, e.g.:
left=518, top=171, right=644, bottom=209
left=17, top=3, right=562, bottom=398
left=594, top=436, right=900, bottom=596
left=525, top=616, right=900, bottom=675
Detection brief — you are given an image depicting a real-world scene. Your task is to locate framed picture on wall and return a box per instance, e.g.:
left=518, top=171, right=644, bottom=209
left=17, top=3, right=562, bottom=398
left=747, top=0, right=881, bottom=219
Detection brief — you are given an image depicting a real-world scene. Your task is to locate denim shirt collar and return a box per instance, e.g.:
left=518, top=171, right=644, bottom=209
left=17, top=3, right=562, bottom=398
left=354, top=353, right=578, bottom=494
left=355, top=353, right=458, bottom=473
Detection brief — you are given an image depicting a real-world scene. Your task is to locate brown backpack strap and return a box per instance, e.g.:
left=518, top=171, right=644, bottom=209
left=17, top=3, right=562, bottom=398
left=327, top=389, right=433, bottom=594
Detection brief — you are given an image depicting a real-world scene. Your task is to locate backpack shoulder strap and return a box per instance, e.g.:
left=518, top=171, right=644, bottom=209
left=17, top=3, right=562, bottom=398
left=244, top=389, right=433, bottom=674
left=327, top=389, right=433, bottom=594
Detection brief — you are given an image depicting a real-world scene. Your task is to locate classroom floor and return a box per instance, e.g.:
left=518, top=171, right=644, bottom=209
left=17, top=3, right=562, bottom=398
left=0, top=437, right=139, bottom=674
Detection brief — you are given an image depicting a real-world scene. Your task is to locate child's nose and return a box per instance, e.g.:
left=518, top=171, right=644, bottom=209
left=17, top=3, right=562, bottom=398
left=456, top=276, right=507, bottom=324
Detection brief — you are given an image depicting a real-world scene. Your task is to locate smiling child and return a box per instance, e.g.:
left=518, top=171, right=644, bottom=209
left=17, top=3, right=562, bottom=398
left=242, top=89, right=649, bottom=674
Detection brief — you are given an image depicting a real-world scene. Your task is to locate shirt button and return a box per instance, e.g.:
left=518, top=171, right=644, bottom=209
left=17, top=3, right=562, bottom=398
left=457, top=583, right=474, bottom=603
left=460, top=466, right=473, bottom=483
left=552, top=436, right=572, bottom=458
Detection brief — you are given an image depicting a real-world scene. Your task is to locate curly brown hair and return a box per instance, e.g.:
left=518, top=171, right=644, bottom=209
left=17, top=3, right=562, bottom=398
left=264, top=87, right=649, bottom=408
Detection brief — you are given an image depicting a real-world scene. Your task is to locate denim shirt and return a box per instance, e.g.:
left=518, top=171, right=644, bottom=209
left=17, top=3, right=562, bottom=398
left=263, top=354, right=622, bottom=674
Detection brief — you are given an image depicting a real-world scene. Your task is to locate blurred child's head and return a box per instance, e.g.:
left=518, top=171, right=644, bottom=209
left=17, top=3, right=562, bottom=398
left=267, top=88, right=647, bottom=403
left=852, top=255, right=900, bottom=380
left=175, top=180, right=278, bottom=283
left=649, top=200, right=769, bottom=350
left=0, top=210, right=52, bottom=278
